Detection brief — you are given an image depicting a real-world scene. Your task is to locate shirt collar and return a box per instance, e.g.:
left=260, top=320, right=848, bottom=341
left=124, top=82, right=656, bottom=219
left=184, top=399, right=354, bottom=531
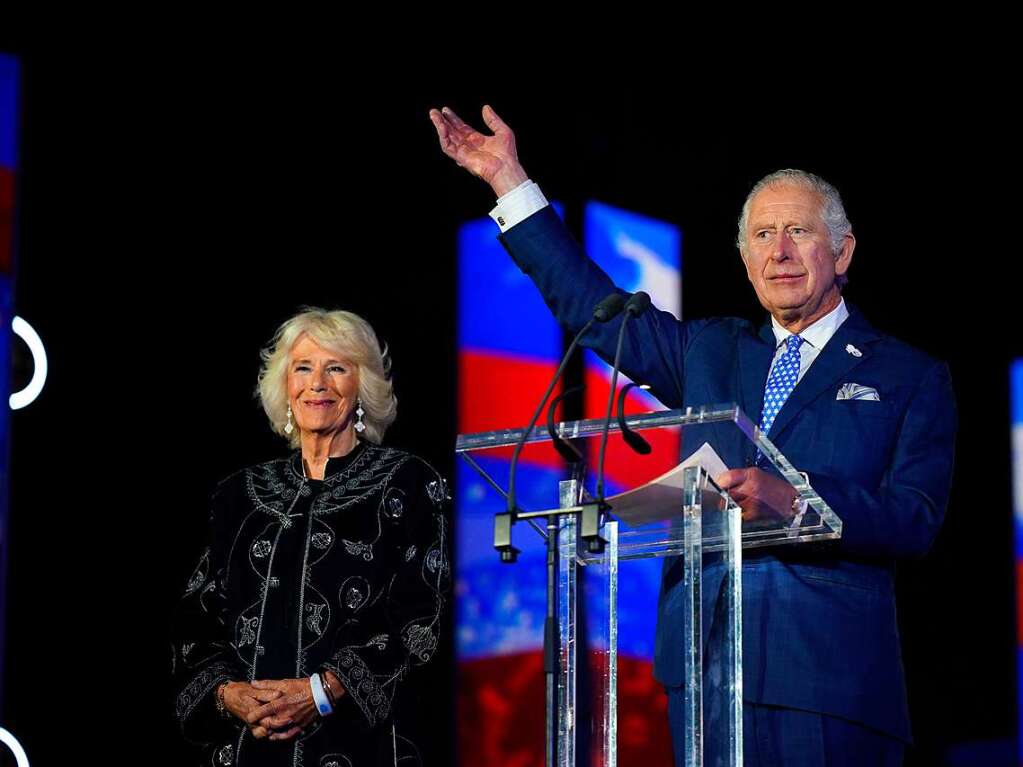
left=770, top=297, right=850, bottom=351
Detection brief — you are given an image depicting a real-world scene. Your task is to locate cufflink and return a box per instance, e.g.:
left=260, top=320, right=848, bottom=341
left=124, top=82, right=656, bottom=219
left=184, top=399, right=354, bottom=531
left=497, top=216, right=506, bottom=227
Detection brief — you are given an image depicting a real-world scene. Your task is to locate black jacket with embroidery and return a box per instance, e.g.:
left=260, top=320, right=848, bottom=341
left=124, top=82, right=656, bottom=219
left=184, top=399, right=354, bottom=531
left=171, top=443, right=450, bottom=766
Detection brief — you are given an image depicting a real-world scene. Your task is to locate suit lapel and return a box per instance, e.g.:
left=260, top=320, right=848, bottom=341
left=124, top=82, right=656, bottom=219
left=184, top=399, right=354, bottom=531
left=766, top=305, right=882, bottom=441
left=736, top=321, right=777, bottom=427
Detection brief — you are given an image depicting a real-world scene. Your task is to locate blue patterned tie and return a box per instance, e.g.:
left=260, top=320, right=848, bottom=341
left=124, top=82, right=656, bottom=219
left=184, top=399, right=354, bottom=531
left=759, top=334, right=805, bottom=437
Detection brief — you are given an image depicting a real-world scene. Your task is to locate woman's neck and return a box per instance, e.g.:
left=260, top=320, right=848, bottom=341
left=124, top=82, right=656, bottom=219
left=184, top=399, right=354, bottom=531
left=300, top=428, right=358, bottom=480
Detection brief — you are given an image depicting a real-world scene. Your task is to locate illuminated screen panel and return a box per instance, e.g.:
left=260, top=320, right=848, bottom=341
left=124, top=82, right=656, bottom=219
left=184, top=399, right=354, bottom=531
left=582, top=200, right=681, bottom=764
left=456, top=208, right=565, bottom=766
left=1012, top=359, right=1023, bottom=760
left=0, top=51, right=19, bottom=714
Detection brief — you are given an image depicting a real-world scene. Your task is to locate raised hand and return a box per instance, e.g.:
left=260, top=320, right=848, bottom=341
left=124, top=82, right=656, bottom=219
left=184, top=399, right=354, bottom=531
left=429, top=104, right=529, bottom=197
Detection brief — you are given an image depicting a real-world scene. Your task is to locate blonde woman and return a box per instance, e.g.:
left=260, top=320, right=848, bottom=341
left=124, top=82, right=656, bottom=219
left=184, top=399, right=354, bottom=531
left=172, top=308, right=450, bottom=767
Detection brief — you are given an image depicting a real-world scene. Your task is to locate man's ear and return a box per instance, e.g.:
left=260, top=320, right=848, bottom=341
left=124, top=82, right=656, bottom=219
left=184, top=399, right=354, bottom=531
left=835, top=233, right=856, bottom=278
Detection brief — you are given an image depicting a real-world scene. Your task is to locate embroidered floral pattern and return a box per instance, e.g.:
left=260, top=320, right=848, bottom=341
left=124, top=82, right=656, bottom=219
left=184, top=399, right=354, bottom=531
left=403, top=623, right=437, bottom=664
left=173, top=446, right=449, bottom=765
left=175, top=660, right=233, bottom=724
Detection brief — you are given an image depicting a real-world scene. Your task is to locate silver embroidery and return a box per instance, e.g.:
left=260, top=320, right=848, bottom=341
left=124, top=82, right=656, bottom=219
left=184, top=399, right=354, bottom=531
left=184, top=551, right=209, bottom=595
left=175, top=661, right=233, bottom=723
left=342, top=539, right=373, bottom=562
left=216, top=743, right=234, bottom=765
left=346, top=587, right=365, bottom=610
left=404, top=623, right=437, bottom=663
left=384, top=489, right=405, bottom=520
left=238, top=616, right=258, bottom=647
left=251, top=540, right=271, bottom=558
left=426, top=477, right=449, bottom=506
left=425, top=547, right=447, bottom=575
left=405, top=545, right=417, bottom=562
left=311, top=531, right=333, bottom=549
left=340, top=576, right=370, bottom=612
left=306, top=603, right=326, bottom=636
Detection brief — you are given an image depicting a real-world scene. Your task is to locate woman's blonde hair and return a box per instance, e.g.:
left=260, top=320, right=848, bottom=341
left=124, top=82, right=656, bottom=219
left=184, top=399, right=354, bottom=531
left=256, top=308, right=397, bottom=446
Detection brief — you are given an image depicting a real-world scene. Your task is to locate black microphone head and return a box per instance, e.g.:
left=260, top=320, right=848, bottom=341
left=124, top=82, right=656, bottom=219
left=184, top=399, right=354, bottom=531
left=625, top=291, right=652, bottom=317
left=593, top=293, right=627, bottom=322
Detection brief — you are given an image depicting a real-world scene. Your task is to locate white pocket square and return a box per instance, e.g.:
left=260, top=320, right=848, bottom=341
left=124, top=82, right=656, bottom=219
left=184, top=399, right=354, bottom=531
left=837, top=383, right=880, bottom=401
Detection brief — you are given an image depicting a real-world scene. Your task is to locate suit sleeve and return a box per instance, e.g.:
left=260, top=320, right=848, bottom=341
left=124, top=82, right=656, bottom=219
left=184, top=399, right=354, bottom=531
left=808, top=360, right=957, bottom=558
left=171, top=485, right=246, bottom=745
left=499, top=205, right=699, bottom=409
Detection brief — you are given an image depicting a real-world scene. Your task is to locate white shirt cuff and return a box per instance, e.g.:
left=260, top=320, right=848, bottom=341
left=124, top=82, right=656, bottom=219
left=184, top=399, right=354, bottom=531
left=489, top=180, right=549, bottom=233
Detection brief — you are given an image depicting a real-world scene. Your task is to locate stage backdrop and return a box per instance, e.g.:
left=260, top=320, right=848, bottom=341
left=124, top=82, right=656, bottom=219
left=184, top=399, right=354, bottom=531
left=455, top=200, right=680, bottom=766
left=0, top=52, right=19, bottom=718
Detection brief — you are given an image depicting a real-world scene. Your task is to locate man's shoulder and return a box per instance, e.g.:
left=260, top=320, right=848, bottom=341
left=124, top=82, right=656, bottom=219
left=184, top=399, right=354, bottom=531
left=685, top=315, right=764, bottom=345
left=847, top=307, right=948, bottom=377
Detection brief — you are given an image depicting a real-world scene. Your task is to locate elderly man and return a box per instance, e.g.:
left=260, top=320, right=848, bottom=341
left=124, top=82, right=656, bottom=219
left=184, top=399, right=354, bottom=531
left=431, top=105, right=955, bottom=766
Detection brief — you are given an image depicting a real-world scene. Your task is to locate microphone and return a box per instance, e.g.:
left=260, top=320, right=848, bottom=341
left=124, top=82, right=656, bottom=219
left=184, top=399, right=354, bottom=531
left=546, top=385, right=585, bottom=463
left=617, top=382, right=653, bottom=455
left=504, top=293, right=627, bottom=541
left=596, top=292, right=651, bottom=503
left=593, top=292, right=628, bottom=322
left=624, top=290, right=651, bottom=317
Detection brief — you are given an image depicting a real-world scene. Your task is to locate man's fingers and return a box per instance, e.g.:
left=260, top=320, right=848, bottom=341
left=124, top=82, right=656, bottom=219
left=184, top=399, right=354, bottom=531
left=715, top=468, right=748, bottom=490
left=481, top=104, right=510, bottom=135
left=441, top=106, right=470, bottom=131
left=430, top=109, right=473, bottom=160
left=429, top=110, right=453, bottom=144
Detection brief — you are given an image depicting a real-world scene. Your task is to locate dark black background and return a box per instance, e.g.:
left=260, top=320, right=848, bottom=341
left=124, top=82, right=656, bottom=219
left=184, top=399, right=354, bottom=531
left=1, top=48, right=1018, bottom=765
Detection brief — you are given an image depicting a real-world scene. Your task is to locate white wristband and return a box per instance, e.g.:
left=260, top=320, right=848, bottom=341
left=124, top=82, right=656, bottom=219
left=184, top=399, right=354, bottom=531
left=309, top=673, right=333, bottom=716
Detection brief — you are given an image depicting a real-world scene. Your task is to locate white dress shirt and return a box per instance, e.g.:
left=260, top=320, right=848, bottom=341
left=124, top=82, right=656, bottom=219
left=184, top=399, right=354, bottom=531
left=767, top=299, right=850, bottom=386
left=490, top=179, right=549, bottom=232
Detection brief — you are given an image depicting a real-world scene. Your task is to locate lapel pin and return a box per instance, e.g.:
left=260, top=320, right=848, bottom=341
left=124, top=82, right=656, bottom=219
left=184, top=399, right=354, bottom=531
left=845, top=343, right=862, bottom=358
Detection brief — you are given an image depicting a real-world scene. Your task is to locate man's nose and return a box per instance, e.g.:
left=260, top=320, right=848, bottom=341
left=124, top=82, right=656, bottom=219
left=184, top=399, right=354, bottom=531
left=771, top=232, right=795, bottom=261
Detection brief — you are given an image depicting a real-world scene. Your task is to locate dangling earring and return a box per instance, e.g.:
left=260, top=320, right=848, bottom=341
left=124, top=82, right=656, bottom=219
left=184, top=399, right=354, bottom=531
left=354, top=399, right=366, bottom=433
left=284, top=404, right=294, bottom=435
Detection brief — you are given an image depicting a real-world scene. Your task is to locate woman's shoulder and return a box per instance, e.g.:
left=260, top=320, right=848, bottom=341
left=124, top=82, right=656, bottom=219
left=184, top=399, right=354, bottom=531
left=365, top=444, right=449, bottom=501
left=211, top=454, right=299, bottom=496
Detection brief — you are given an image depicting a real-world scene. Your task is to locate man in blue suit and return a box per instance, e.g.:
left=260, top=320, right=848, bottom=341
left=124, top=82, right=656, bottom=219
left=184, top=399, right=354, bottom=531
left=431, top=105, right=956, bottom=766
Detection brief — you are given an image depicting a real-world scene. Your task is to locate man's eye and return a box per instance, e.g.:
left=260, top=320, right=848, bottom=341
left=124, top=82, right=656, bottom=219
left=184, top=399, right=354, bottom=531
left=789, top=227, right=806, bottom=235
left=756, top=231, right=771, bottom=239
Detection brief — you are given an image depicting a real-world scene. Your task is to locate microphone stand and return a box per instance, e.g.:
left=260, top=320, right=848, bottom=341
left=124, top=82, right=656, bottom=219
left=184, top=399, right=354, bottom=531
left=497, top=293, right=625, bottom=767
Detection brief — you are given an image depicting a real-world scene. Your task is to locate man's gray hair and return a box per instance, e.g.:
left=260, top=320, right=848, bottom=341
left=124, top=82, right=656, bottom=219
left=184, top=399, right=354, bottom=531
left=736, top=169, right=853, bottom=286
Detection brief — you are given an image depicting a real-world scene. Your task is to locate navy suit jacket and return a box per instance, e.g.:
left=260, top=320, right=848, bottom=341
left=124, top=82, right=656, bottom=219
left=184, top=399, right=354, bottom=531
left=499, top=206, right=956, bottom=742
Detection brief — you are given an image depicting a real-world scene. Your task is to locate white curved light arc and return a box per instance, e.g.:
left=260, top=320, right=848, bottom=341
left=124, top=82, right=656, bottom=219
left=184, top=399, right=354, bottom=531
left=0, top=727, right=30, bottom=767
left=9, top=316, right=47, bottom=410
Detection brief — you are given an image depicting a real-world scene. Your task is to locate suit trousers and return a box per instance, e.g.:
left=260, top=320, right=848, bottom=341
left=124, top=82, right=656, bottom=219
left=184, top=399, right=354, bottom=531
left=666, top=690, right=904, bottom=767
